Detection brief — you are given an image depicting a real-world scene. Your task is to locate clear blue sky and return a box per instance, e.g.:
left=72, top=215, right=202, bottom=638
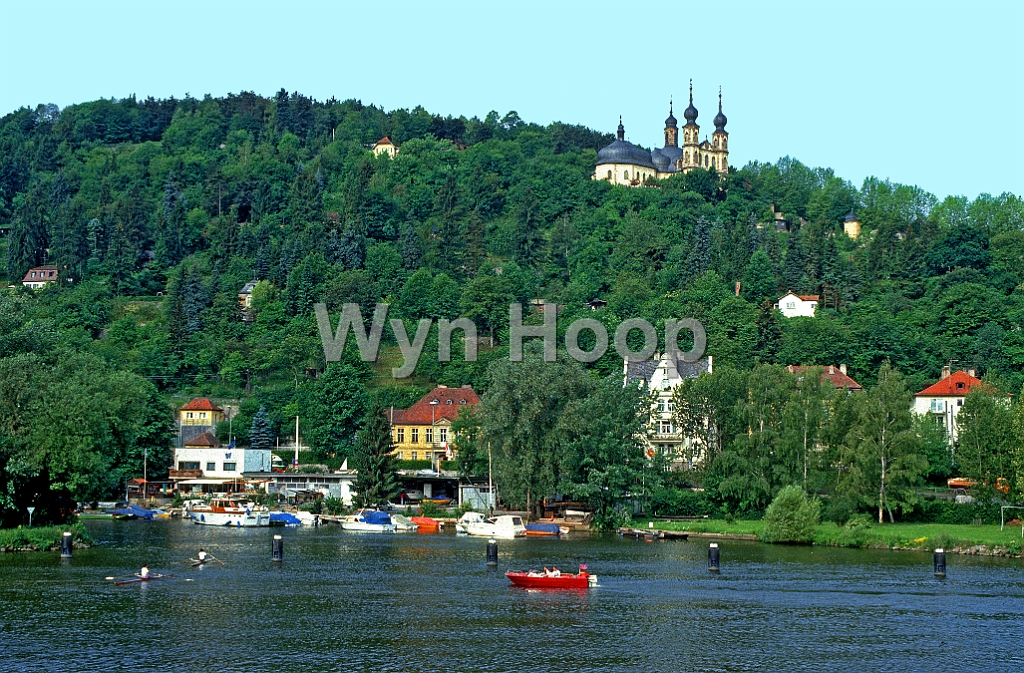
left=1, top=0, right=1021, bottom=200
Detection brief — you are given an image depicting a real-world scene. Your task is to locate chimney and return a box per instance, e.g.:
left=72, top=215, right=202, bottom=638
left=437, top=384, right=448, bottom=389
left=968, top=369, right=976, bottom=378
left=828, top=366, right=835, bottom=375
left=839, top=364, right=847, bottom=375
left=941, top=365, right=951, bottom=380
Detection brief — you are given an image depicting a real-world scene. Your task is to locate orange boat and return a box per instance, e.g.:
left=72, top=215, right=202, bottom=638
left=411, top=516, right=442, bottom=532
left=947, top=477, right=976, bottom=489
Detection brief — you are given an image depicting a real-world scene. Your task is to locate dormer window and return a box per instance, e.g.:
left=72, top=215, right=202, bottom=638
left=460, top=399, right=466, bottom=404
left=446, top=399, right=453, bottom=405
left=955, top=382, right=964, bottom=390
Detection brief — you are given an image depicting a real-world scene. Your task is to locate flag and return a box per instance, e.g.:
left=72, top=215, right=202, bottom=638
left=228, top=440, right=236, bottom=449
left=579, top=564, right=588, bottom=571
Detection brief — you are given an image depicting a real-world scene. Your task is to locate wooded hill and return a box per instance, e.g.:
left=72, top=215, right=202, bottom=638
left=1, top=91, right=1022, bottom=525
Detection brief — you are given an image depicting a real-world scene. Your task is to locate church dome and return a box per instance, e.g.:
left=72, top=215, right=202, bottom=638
left=652, top=146, right=682, bottom=172
left=683, top=80, right=699, bottom=125
left=665, top=101, right=677, bottom=128
left=596, top=118, right=656, bottom=169
left=596, top=139, right=657, bottom=170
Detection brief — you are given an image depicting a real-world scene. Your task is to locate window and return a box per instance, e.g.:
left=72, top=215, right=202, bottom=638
left=425, top=428, right=433, bottom=444
left=460, top=399, right=467, bottom=405
left=955, top=382, right=965, bottom=390
left=607, top=170, right=612, bottom=179
left=786, top=302, right=795, bottom=309
left=658, top=398, right=667, bottom=413
left=396, top=428, right=405, bottom=443
left=930, top=399, right=945, bottom=413
left=446, top=399, right=453, bottom=405
left=179, top=461, right=200, bottom=471
left=667, top=400, right=674, bottom=412
left=207, top=462, right=216, bottom=471
left=223, top=462, right=236, bottom=472
left=439, top=428, right=448, bottom=444
left=411, top=451, right=418, bottom=461
left=659, top=421, right=673, bottom=434
left=187, top=412, right=194, bottom=419
left=411, top=429, right=419, bottom=444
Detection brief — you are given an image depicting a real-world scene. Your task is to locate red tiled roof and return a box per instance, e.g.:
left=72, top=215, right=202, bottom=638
left=797, top=295, right=820, bottom=301
left=786, top=365, right=862, bottom=391
left=184, top=431, right=220, bottom=448
left=914, top=370, right=1000, bottom=397
left=22, top=265, right=59, bottom=283
left=375, top=136, right=394, bottom=146
left=390, top=386, right=480, bottom=425
left=180, top=397, right=224, bottom=412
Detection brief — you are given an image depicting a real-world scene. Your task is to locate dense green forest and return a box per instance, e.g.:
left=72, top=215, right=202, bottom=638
left=1, top=91, right=1022, bottom=527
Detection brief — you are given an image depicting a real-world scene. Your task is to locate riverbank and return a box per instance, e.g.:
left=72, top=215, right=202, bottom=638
left=0, top=524, right=92, bottom=552
left=643, top=518, right=1024, bottom=557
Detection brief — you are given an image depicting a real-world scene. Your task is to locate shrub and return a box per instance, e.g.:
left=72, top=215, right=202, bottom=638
left=418, top=501, right=442, bottom=518
left=650, top=487, right=715, bottom=517
left=762, top=486, right=821, bottom=544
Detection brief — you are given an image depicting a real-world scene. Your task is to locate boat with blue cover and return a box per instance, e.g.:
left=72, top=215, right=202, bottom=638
left=341, top=509, right=397, bottom=532
left=525, top=522, right=570, bottom=537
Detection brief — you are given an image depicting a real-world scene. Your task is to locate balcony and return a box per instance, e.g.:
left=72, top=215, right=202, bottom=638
left=169, top=469, right=203, bottom=480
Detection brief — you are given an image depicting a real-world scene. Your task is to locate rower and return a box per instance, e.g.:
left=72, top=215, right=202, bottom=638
left=198, top=548, right=207, bottom=562
left=140, top=565, right=150, bottom=578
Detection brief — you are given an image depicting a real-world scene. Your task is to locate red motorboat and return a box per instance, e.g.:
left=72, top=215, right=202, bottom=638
left=411, top=516, right=442, bottom=532
left=506, top=568, right=595, bottom=589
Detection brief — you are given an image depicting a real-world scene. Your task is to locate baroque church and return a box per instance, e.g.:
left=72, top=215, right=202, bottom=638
left=594, top=82, right=729, bottom=187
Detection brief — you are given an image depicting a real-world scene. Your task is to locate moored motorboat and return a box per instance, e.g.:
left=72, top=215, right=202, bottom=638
left=525, top=523, right=569, bottom=537
left=506, top=567, right=595, bottom=589
left=462, top=514, right=526, bottom=539
left=455, top=511, right=487, bottom=535
left=411, top=516, right=442, bottom=532
left=391, top=513, right=419, bottom=532
left=189, top=499, right=270, bottom=527
left=340, top=510, right=397, bottom=532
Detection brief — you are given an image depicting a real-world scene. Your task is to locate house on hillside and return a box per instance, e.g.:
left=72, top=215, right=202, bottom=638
left=785, top=364, right=863, bottom=392
left=389, top=385, right=480, bottom=466
left=22, top=265, right=59, bottom=289
left=775, top=291, right=819, bottom=318
left=372, top=136, right=398, bottom=158
left=238, top=280, right=258, bottom=321
left=843, top=209, right=862, bottom=240
left=912, top=367, right=1011, bottom=444
left=177, top=397, right=226, bottom=447
left=624, top=353, right=713, bottom=470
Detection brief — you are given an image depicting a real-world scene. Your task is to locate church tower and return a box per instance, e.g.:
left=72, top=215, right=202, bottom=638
left=712, top=87, right=729, bottom=175
left=664, top=99, right=678, bottom=148
left=680, top=80, right=700, bottom=172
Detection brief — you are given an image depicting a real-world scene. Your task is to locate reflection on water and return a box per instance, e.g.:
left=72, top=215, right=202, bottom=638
left=1, top=520, right=1021, bottom=672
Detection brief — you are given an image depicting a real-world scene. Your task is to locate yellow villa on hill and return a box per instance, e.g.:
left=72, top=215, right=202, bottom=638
left=179, top=397, right=226, bottom=426
left=389, top=385, right=480, bottom=464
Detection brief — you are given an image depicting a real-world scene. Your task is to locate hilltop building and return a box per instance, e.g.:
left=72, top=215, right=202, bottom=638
left=22, top=265, right=59, bottom=288
left=372, top=136, right=398, bottom=158
left=595, top=82, right=729, bottom=187
left=844, top=209, right=862, bottom=240
left=785, top=365, right=862, bottom=392
left=775, top=292, right=819, bottom=318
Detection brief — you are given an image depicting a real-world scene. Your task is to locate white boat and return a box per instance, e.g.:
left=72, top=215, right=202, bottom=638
left=455, top=511, right=488, bottom=535
left=189, top=499, right=270, bottom=527
left=340, top=510, right=397, bottom=533
left=295, top=511, right=321, bottom=526
left=390, top=513, right=419, bottom=532
left=461, top=514, right=527, bottom=539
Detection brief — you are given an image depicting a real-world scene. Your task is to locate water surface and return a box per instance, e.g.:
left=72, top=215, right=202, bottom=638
left=1, top=520, right=1021, bottom=672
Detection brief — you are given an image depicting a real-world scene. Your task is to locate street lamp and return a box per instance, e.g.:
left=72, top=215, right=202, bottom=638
left=430, top=399, right=440, bottom=474
left=27, top=506, right=35, bottom=527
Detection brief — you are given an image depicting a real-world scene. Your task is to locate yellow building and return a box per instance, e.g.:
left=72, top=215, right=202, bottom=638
left=389, top=385, right=480, bottom=463
left=179, top=397, right=226, bottom=426
left=843, top=209, right=862, bottom=240
left=595, top=81, right=729, bottom=187
left=372, top=136, right=398, bottom=158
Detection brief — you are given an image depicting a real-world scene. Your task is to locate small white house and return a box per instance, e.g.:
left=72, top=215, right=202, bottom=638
left=912, top=367, right=1009, bottom=444
left=174, top=446, right=272, bottom=479
left=775, top=292, right=819, bottom=318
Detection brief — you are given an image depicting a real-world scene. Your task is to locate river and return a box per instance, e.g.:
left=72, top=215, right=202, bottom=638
left=1, top=519, right=1021, bottom=672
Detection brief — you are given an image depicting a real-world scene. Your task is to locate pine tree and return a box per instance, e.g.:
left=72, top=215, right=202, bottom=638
left=686, top=216, right=712, bottom=279
left=783, top=231, right=805, bottom=292
left=352, top=402, right=401, bottom=508
left=249, top=406, right=275, bottom=452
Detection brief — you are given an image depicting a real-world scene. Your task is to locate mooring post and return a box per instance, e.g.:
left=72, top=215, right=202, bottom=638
left=60, top=531, right=73, bottom=559
left=933, top=548, right=946, bottom=578
left=272, top=535, right=284, bottom=562
left=708, top=542, right=720, bottom=573
left=486, top=539, right=498, bottom=567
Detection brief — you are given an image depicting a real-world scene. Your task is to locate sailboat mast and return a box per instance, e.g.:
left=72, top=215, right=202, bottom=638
left=294, top=416, right=299, bottom=468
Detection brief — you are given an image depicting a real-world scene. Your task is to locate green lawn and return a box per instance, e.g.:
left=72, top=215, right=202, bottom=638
left=639, top=518, right=1023, bottom=554
left=0, top=524, right=92, bottom=552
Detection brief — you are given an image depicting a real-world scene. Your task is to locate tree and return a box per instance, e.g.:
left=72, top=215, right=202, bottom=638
left=249, top=406, right=275, bottom=452
left=351, top=402, right=401, bottom=508
left=304, top=359, right=371, bottom=459
left=672, top=368, right=747, bottom=468
left=955, top=389, right=1013, bottom=487
left=480, top=346, right=592, bottom=517
left=556, top=374, right=655, bottom=530
left=842, top=364, right=927, bottom=523
left=778, top=367, right=834, bottom=490
left=762, top=485, right=821, bottom=544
